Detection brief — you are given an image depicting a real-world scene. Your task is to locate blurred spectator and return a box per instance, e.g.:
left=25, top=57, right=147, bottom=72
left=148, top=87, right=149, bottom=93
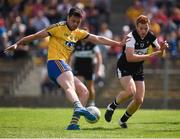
left=32, top=10, right=50, bottom=31
left=32, top=0, right=45, bottom=16
left=84, top=1, right=99, bottom=34
left=25, top=18, right=36, bottom=36
left=177, top=27, right=180, bottom=53
left=150, top=18, right=161, bottom=35
left=0, top=16, right=8, bottom=57
left=171, top=7, right=180, bottom=27
left=98, top=22, right=113, bottom=65
left=126, top=0, right=144, bottom=27
left=0, top=0, right=12, bottom=18
left=153, top=6, right=168, bottom=28
left=109, top=25, right=130, bottom=57
left=167, top=31, right=178, bottom=66
left=11, top=16, right=26, bottom=43
left=95, top=0, right=111, bottom=23
left=57, top=0, right=72, bottom=20
left=46, top=0, right=61, bottom=24
left=109, top=34, right=122, bottom=57
left=22, top=0, right=34, bottom=18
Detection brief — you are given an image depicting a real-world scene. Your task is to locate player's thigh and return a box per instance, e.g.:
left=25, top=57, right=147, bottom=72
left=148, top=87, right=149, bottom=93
left=120, top=76, right=136, bottom=95
left=57, top=71, right=75, bottom=90
left=134, top=81, right=145, bottom=99
left=76, top=75, right=84, bottom=82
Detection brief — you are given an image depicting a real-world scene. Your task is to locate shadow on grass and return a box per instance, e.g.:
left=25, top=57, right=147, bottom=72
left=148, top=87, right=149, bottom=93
left=82, top=121, right=180, bottom=131
left=82, top=127, right=120, bottom=131
left=131, top=121, right=180, bottom=125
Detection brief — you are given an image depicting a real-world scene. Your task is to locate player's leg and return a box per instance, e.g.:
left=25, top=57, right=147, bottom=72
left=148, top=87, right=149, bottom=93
left=47, top=60, right=95, bottom=130
left=82, top=64, right=95, bottom=106
left=57, top=71, right=96, bottom=126
left=74, top=76, right=89, bottom=106
left=57, top=71, right=80, bottom=103
left=68, top=76, right=89, bottom=128
left=56, top=71, right=81, bottom=130
left=86, top=80, right=95, bottom=106
left=119, top=81, right=145, bottom=128
left=105, top=76, right=134, bottom=122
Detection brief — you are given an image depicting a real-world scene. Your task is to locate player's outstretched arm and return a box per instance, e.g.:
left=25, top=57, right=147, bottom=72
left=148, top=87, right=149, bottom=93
left=153, top=40, right=169, bottom=57
left=85, top=34, right=123, bottom=47
left=5, top=29, right=49, bottom=52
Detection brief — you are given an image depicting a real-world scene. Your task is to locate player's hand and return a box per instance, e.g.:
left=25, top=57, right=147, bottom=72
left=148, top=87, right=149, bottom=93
left=120, top=36, right=130, bottom=46
left=160, top=41, right=169, bottom=57
left=4, top=44, right=18, bottom=53
left=160, top=41, right=169, bottom=50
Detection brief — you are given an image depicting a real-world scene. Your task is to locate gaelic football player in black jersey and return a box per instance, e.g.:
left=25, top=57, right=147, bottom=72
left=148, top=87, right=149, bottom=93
left=72, top=39, right=102, bottom=106
left=105, top=15, right=169, bottom=128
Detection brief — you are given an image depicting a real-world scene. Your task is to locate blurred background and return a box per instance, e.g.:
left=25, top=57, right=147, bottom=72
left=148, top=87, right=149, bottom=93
left=0, top=0, right=179, bottom=109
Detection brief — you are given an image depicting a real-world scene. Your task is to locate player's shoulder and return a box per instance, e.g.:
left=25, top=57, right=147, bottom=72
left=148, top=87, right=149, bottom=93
left=126, top=31, right=135, bottom=43
left=127, top=32, right=133, bottom=37
left=148, top=30, right=156, bottom=37
left=75, top=28, right=89, bottom=38
left=147, top=31, right=156, bottom=40
left=46, top=21, right=66, bottom=30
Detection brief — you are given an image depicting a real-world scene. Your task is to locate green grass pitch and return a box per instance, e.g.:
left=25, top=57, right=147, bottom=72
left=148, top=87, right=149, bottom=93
left=0, top=108, right=180, bottom=138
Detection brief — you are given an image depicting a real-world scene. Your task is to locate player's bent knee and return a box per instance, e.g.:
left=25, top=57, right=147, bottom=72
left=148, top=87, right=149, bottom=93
left=125, top=88, right=135, bottom=96
left=134, top=97, right=144, bottom=105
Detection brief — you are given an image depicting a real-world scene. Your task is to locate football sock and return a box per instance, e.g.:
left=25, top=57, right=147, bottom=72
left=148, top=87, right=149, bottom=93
left=88, top=100, right=95, bottom=106
left=120, top=111, right=132, bottom=123
left=70, top=112, right=80, bottom=125
left=73, top=101, right=83, bottom=109
left=109, top=99, right=119, bottom=110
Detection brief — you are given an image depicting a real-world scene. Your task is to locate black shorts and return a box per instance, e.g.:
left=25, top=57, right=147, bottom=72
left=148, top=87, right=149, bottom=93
left=74, top=58, right=95, bottom=80
left=116, top=62, right=144, bottom=81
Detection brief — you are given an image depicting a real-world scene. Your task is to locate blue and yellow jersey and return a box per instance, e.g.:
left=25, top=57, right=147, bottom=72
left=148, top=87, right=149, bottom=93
left=46, top=21, right=89, bottom=62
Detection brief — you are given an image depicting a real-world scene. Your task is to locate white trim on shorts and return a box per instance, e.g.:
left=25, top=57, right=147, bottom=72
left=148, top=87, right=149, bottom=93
left=117, top=68, right=122, bottom=79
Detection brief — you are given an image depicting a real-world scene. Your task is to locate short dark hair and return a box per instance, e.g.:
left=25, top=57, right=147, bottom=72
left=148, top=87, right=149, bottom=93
left=68, top=7, right=83, bottom=18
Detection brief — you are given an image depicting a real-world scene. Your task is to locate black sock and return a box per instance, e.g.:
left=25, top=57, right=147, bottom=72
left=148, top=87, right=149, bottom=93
left=109, top=100, right=119, bottom=110
left=120, top=111, right=132, bottom=123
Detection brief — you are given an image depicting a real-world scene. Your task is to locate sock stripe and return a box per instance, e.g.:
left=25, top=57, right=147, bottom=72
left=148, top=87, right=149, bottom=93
left=114, top=100, right=119, bottom=106
left=125, top=111, right=131, bottom=117
left=72, top=117, right=79, bottom=121
left=70, top=115, right=80, bottom=125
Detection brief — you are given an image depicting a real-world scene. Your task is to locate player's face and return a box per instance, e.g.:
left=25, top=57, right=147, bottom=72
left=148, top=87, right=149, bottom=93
left=136, top=23, right=149, bottom=39
left=67, top=15, right=82, bottom=30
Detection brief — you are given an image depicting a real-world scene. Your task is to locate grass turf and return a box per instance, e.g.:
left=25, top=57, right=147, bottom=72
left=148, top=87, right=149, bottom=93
left=0, top=108, right=180, bottom=138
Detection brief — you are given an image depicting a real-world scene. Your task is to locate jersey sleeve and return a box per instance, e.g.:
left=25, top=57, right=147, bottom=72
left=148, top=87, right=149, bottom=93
left=77, top=29, right=89, bottom=40
left=46, top=23, right=58, bottom=36
left=126, top=32, right=136, bottom=48
left=152, top=39, right=161, bottom=49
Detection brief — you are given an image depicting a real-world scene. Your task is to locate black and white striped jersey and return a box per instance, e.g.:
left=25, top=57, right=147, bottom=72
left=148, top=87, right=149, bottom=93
left=74, top=41, right=100, bottom=59
left=117, top=30, right=159, bottom=72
